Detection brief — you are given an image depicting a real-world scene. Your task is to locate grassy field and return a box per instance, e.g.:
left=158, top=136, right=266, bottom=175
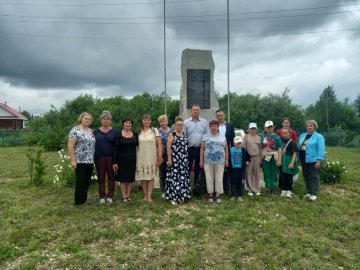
left=0, top=146, right=359, bottom=270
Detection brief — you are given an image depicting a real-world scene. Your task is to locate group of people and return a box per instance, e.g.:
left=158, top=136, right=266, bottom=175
left=67, top=104, right=325, bottom=206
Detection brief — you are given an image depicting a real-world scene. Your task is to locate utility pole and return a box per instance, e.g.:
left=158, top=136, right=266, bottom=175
left=163, top=0, right=167, bottom=115
left=227, top=0, right=230, bottom=123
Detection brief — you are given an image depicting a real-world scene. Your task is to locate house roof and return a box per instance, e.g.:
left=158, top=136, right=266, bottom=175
left=0, top=103, right=28, bottom=120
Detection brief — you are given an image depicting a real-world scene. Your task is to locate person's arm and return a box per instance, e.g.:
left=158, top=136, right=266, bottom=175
left=258, top=136, right=263, bottom=165
left=224, top=141, right=229, bottom=167
left=289, top=150, right=297, bottom=170
left=245, top=148, right=251, bottom=165
left=315, top=133, right=325, bottom=168
left=276, top=137, right=282, bottom=167
left=68, top=137, right=77, bottom=169
left=199, top=142, right=205, bottom=168
left=112, top=134, right=119, bottom=173
left=166, top=133, right=174, bottom=167
left=156, top=135, right=163, bottom=165
left=230, top=125, right=235, bottom=147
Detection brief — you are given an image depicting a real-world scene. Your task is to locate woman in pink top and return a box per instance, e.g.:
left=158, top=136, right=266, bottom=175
left=276, top=118, right=298, bottom=143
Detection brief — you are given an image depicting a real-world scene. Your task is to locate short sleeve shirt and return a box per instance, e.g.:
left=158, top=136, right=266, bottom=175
left=184, top=117, right=210, bottom=147
left=158, top=127, right=174, bottom=156
left=260, top=133, right=282, bottom=153
left=282, top=138, right=299, bottom=156
left=69, top=126, right=96, bottom=164
left=202, top=134, right=226, bottom=164
left=230, top=147, right=243, bottom=168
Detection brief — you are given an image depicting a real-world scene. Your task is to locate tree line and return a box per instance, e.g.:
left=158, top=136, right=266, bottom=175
left=24, top=85, right=360, bottom=150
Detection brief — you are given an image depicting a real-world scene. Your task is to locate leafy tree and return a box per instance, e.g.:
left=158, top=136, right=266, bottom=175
left=306, top=86, right=360, bottom=130
left=219, top=89, right=305, bottom=132
left=353, top=93, right=360, bottom=115
left=21, top=110, right=31, bottom=119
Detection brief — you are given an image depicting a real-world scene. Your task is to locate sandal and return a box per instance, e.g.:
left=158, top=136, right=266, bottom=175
left=122, top=198, right=128, bottom=203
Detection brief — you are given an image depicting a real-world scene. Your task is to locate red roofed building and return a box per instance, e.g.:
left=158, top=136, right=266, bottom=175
left=0, top=102, right=28, bottom=130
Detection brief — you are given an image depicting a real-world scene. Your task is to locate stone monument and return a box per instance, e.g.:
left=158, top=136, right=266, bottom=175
left=179, top=48, right=219, bottom=122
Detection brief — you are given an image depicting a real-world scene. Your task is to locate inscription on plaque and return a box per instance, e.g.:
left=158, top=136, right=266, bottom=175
left=187, top=69, right=210, bottom=109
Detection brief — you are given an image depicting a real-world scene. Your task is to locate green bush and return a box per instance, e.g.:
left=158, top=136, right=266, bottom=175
left=26, top=147, right=47, bottom=185
left=320, top=159, right=347, bottom=184
left=40, top=120, right=66, bottom=151
left=23, top=131, right=42, bottom=146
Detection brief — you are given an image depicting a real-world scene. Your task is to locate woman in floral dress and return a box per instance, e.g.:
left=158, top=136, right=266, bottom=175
left=165, top=116, right=191, bottom=205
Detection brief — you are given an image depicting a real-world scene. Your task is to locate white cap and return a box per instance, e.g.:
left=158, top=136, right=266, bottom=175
left=233, top=136, right=243, bottom=144
left=249, top=122, right=257, bottom=129
left=264, top=120, right=274, bottom=128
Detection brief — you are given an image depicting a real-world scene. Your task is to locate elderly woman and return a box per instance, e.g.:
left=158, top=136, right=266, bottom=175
left=68, top=112, right=96, bottom=205
left=157, top=115, right=174, bottom=195
left=136, top=114, right=162, bottom=202
left=200, top=120, right=229, bottom=204
left=94, top=110, right=117, bottom=204
left=298, top=119, right=325, bottom=201
left=113, top=117, right=138, bottom=202
left=165, top=116, right=191, bottom=205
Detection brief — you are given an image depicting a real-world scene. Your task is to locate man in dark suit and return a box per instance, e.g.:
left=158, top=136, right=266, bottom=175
left=215, top=109, right=235, bottom=196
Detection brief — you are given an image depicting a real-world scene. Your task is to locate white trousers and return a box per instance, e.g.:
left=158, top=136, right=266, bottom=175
left=204, top=163, right=224, bottom=194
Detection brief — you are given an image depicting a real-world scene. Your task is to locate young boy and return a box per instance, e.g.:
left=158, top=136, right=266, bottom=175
left=230, top=136, right=251, bottom=202
left=279, top=128, right=299, bottom=198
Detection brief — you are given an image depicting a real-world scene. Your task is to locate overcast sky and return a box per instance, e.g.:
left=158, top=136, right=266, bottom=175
left=0, top=0, right=359, bottom=115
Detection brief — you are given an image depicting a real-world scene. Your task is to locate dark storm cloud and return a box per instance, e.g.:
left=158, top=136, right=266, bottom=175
left=0, top=0, right=359, bottom=109
left=0, top=2, right=165, bottom=92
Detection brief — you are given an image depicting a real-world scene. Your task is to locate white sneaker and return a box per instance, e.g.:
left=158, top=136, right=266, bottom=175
left=106, top=198, right=113, bottom=204
left=237, top=197, right=243, bottom=202
left=248, top=192, right=254, bottom=197
left=230, top=197, right=236, bottom=201
left=285, top=191, right=292, bottom=198
left=304, top=193, right=311, bottom=199
left=309, top=195, right=317, bottom=201
left=255, top=192, right=261, bottom=196
left=281, top=190, right=286, bottom=197
left=99, top=198, right=106, bottom=204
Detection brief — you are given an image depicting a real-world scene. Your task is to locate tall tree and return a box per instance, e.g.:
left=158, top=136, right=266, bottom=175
left=353, top=93, right=360, bottom=115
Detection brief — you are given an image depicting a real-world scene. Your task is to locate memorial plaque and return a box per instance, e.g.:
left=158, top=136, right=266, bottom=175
left=186, top=69, right=210, bottom=109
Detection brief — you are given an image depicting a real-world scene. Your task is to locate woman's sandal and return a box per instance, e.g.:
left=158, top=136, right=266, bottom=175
left=122, top=198, right=128, bottom=203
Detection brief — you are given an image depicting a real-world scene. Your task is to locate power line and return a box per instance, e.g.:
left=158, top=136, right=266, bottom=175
left=0, top=27, right=359, bottom=40
left=0, top=9, right=359, bottom=25
left=0, top=0, right=209, bottom=6
left=1, top=2, right=360, bottom=20
left=1, top=2, right=359, bottom=20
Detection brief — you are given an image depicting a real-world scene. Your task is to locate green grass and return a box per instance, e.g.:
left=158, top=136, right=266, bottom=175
left=0, top=146, right=360, bottom=269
